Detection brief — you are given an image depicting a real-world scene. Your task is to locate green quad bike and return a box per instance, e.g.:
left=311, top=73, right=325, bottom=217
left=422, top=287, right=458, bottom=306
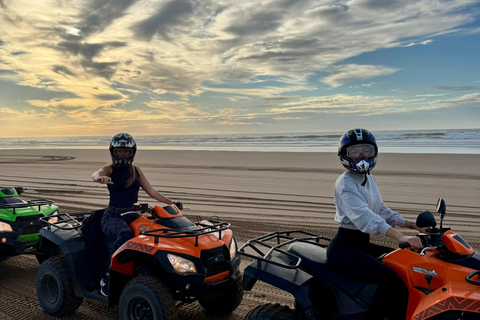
left=0, top=187, right=59, bottom=262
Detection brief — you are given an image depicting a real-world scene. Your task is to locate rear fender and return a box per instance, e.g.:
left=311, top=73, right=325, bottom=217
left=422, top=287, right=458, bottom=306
left=243, top=255, right=315, bottom=318
left=412, top=282, right=480, bottom=319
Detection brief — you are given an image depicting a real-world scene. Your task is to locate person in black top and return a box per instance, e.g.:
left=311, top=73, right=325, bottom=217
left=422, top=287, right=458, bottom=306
left=92, top=133, right=181, bottom=296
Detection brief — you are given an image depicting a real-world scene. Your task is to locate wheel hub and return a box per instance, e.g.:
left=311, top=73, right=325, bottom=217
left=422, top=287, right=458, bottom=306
left=130, top=297, right=154, bottom=320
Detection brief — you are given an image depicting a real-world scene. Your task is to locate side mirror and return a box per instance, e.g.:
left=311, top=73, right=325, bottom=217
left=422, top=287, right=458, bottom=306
left=436, top=198, right=446, bottom=216
left=416, top=210, right=437, bottom=228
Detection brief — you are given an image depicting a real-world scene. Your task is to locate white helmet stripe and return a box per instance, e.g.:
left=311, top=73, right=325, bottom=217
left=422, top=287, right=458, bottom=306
left=354, top=128, right=363, bottom=140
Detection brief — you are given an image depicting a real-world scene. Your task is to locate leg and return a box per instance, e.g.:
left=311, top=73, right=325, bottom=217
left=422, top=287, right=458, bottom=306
left=328, top=247, right=407, bottom=320
left=101, top=210, right=135, bottom=255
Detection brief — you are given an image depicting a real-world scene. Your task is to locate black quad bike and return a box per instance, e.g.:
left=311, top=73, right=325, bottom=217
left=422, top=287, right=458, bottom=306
left=35, top=203, right=243, bottom=319
left=0, top=186, right=59, bottom=262
left=239, top=198, right=480, bottom=320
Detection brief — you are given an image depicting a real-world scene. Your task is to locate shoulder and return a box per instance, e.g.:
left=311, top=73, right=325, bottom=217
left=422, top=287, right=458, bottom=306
left=134, top=165, right=144, bottom=175
left=368, top=174, right=379, bottom=186
left=335, top=172, right=360, bottom=192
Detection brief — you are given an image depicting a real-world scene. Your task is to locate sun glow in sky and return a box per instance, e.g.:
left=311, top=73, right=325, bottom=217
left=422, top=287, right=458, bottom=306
left=0, top=0, right=479, bottom=137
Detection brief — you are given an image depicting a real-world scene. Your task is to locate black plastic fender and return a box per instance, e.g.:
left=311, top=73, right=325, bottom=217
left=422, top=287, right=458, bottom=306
left=243, top=254, right=316, bottom=319
left=39, top=225, right=87, bottom=297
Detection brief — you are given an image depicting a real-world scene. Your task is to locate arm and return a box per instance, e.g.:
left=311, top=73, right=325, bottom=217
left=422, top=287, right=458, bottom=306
left=92, top=165, right=113, bottom=184
left=403, top=220, right=428, bottom=233
left=137, top=167, right=175, bottom=205
left=337, top=187, right=392, bottom=235
left=386, top=227, right=423, bottom=250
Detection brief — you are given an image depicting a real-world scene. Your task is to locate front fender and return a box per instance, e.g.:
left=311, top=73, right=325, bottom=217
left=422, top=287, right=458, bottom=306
left=39, top=225, right=86, bottom=297
left=411, top=282, right=480, bottom=319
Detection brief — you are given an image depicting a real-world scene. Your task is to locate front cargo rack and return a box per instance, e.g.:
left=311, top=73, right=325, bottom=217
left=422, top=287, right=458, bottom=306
left=140, top=220, right=231, bottom=247
left=0, top=199, right=55, bottom=214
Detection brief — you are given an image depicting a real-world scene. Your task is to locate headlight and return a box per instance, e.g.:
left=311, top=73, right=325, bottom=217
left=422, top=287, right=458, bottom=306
left=229, top=238, right=237, bottom=260
left=0, top=222, right=13, bottom=232
left=168, top=254, right=197, bottom=274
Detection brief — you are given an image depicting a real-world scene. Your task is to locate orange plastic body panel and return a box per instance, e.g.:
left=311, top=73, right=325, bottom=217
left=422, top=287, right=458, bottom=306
left=442, top=230, right=475, bottom=256
left=153, top=205, right=183, bottom=219
left=383, top=248, right=480, bottom=319
left=110, top=215, right=233, bottom=276
left=204, top=270, right=230, bottom=284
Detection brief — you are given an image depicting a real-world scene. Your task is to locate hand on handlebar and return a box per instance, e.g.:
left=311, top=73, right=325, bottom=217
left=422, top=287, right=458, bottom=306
left=405, top=220, right=429, bottom=233
left=400, top=235, right=423, bottom=251
left=174, top=201, right=184, bottom=210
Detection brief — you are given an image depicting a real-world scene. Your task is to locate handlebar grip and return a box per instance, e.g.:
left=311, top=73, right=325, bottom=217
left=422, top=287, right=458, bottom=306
left=399, top=242, right=411, bottom=249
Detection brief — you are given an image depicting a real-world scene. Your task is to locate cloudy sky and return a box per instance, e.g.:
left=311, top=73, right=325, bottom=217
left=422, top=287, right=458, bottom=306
left=0, top=0, right=479, bottom=138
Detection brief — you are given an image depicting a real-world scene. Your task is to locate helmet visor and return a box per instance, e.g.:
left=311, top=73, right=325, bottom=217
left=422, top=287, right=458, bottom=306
left=346, top=144, right=375, bottom=159
left=113, top=148, right=134, bottom=158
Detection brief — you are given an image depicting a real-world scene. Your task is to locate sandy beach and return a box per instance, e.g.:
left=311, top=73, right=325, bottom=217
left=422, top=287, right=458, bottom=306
left=0, top=148, right=479, bottom=319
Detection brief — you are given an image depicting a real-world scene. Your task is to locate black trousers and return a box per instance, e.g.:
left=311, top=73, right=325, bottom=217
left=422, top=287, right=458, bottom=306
left=101, top=206, right=140, bottom=256
left=326, top=227, right=408, bottom=320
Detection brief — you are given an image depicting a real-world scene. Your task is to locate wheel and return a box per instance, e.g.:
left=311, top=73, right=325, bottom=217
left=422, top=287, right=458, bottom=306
left=462, top=311, right=480, bottom=320
left=118, top=276, right=177, bottom=320
left=35, top=253, right=47, bottom=264
left=35, top=256, right=83, bottom=316
left=428, top=310, right=472, bottom=320
left=199, top=270, right=244, bottom=315
left=245, top=303, right=298, bottom=320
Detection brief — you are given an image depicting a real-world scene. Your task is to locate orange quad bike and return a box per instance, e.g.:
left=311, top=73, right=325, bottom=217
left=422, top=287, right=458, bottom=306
left=239, top=198, right=480, bottom=320
left=35, top=203, right=243, bottom=319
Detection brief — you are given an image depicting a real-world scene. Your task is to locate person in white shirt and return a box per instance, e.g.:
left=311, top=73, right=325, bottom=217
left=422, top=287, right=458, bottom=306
left=327, top=128, right=425, bottom=320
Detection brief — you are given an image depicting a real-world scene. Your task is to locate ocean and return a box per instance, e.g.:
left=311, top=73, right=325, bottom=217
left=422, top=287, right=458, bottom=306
left=0, top=129, right=479, bottom=154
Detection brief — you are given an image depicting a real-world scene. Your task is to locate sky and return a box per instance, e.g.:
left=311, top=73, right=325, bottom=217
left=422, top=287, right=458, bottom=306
left=0, top=0, right=479, bottom=138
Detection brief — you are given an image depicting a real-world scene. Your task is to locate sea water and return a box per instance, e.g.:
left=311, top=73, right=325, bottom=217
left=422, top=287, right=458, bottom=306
left=0, top=129, right=479, bottom=154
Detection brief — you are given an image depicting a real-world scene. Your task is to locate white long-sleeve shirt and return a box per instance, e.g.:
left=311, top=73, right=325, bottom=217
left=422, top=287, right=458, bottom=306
left=334, top=171, right=406, bottom=235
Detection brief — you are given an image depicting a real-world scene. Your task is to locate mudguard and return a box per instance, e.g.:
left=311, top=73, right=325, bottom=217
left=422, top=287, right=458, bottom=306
left=39, top=225, right=87, bottom=296
left=289, top=242, right=376, bottom=317
left=411, top=282, right=480, bottom=319
left=243, top=254, right=316, bottom=318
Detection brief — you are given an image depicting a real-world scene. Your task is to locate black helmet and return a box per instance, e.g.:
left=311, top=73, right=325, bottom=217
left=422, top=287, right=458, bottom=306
left=338, top=128, right=378, bottom=174
left=109, top=133, right=137, bottom=166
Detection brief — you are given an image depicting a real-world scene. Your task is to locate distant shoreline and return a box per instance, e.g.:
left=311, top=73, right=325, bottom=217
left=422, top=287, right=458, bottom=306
left=0, top=129, right=479, bottom=154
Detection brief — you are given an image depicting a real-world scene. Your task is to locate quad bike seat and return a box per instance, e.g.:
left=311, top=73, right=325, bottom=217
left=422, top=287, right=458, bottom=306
left=288, top=242, right=376, bottom=298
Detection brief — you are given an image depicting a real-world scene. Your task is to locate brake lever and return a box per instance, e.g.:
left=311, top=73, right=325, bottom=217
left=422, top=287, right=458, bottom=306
left=420, top=246, right=438, bottom=256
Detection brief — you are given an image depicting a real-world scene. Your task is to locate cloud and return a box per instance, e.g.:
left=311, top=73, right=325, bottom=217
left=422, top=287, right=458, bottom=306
left=75, top=0, right=138, bottom=37
left=0, top=0, right=479, bottom=136
left=94, top=93, right=124, bottom=101
left=429, top=92, right=480, bottom=108
left=131, top=0, right=196, bottom=41
left=434, top=85, right=480, bottom=91
left=52, top=65, right=75, bottom=78
left=321, top=65, right=399, bottom=88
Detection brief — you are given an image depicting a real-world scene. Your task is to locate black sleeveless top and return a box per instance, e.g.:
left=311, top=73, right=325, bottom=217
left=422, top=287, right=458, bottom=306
left=107, top=166, right=140, bottom=208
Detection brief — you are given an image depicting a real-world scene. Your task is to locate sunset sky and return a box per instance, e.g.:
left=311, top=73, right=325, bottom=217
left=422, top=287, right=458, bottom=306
left=0, top=0, right=479, bottom=138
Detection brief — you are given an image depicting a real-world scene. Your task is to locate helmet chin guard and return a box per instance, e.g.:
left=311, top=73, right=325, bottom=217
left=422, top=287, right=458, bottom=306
left=109, top=133, right=137, bottom=166
left=353, top=159, right=373, bottom=174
